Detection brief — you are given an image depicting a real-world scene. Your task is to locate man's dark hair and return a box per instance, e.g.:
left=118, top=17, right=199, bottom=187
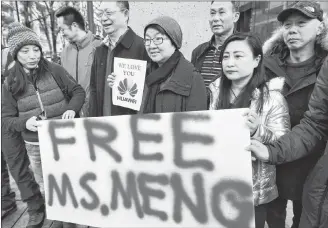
left=116, top=1, right=129, bottom=11
left=211, top=1, right=239, bottom=12
left=56, top=6, right=85, bottom=30
left=116, top=1, right=130, bottom=23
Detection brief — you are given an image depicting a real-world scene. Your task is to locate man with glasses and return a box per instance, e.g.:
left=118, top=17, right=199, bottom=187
left=191, top=1, right=239, bottom=104
left=56, top=6, right=102, bottom=117
left=89, top=1, right=149, bottom=117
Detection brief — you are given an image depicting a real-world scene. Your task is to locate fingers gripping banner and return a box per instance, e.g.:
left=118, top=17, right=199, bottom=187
left=38, top=109, right=255, bottom=227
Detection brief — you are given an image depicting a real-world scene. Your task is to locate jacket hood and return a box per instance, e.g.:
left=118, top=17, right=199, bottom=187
left=263, top=13, right=328, bottom=56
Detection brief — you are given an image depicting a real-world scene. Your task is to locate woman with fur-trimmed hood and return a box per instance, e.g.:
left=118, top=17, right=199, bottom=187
left=262, top=1, right=328, bottom=227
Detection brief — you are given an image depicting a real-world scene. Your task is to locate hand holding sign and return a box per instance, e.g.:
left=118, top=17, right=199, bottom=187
left=112, top=58, right=147, bottom=111
left=107, top=73, right=117, bottom=88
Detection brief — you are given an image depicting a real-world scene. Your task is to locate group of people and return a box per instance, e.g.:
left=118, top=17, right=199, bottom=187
left=1, top=1, right=327, bottom=228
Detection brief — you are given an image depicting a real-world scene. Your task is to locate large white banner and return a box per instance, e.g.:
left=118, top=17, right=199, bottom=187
left=38, top=109, right=255, bottom=228
left=112, top=57, right=147, bottom=111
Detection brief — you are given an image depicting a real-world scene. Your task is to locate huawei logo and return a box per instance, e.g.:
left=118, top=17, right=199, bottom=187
left=117, top=78, right=138, bottom=97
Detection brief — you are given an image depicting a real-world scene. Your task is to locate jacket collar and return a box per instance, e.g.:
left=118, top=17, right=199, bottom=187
left=102, top=27, right=134, bottom=49
left=159, top=55, right=193, bottom=96
left=71, top=31, right=94, bottom=49
left=265, top=54, right=324, bottom=96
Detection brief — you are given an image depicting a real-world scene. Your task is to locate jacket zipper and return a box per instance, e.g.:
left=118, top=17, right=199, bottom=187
left=32, top=83, right=47, bottom=119
left=76, top=44, right=79, bottom=82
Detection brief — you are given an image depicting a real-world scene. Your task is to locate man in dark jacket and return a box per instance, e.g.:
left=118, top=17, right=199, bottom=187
left=191, top=1, right=239, bottom=90
left=248, top=56, right=328, bottom=228
left=89, top=1, right=149, bottom=117
left=262, top=2, right=328, bottom=227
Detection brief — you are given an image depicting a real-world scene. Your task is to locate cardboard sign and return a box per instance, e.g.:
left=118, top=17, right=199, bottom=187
left=38, top=109, right=255, bottom=228
left=112, top=57, right=147, bottom=111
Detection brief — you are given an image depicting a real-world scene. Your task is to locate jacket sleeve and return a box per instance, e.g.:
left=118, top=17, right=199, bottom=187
left=54, top=64, right=86, bottom=113
left=252, top=91, right=291, bottom=144
left=186, top=71, right=207, bottom=111
left=88, top=51, right=97, bottom=117
left=1, top=83, right=29, bottom=132
left=267, top=57, right=328, bottom=164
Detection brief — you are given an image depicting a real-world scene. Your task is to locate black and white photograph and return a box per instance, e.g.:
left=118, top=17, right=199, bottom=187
left=1, top=1, right=328, bottom=228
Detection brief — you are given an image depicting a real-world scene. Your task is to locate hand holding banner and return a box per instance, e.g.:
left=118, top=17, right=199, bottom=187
left=38, top=109, right=255, bottom=228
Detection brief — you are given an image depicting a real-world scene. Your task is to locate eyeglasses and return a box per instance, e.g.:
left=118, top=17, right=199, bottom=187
left=98, top=9, right=124, bottom=18
left=144, top=37, right=168, bottom=46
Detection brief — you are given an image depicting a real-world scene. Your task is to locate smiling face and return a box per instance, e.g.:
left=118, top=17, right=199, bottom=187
left=282, top=12, right=321, bottom=51
left=144, top=27, right=176, bottom=66
left=209, top=1, right=239, bottom=36
left=222, top=40, right=260, bottom=83
left=99, top=2, right=128, bottom=35
left=17, top=45, right=41, bottom=70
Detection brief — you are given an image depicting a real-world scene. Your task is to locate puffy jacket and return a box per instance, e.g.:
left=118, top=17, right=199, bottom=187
left=267, top=57, right=328, bottom=228
left=1, top=61, right=85, bottom=142
left=209, top=77, right=290, bottom=206
left=262, top=13, right=328, bottom=200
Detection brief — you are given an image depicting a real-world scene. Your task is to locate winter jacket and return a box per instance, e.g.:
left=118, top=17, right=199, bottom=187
left=209, top=77, right=291, bottom=206
left=262, top=14, right=328, bottom=200
left=191, top=35, right=216, bottom=72
left=1, top=61, right=85, bottom=142
left=300, top=146, right=328, bottom=228
left=61, top=31, right=102, bottom=117
left=139, top=54, right=207, bottom=113
left=89, top=28, right=149, bottom=117
left=267, top=56, right=328, bottom=228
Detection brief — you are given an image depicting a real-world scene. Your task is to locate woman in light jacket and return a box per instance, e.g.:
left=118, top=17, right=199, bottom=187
left=209, top=33, right=290, bottom=228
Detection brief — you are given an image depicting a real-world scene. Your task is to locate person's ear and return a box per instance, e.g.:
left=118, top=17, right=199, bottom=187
left=123, top=9, right=129, bottom=23
left=254, top=54, right=261, bottom=68
left=71, top=22, right=79, bottom=30
left=233, top=12, right=240, bottom=23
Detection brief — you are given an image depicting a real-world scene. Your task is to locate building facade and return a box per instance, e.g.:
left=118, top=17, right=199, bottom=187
left=237, top=1, right=328, bottom=42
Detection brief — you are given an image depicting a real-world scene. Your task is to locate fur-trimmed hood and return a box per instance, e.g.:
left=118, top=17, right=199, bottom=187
left=263, top=13, right=328, bottom=55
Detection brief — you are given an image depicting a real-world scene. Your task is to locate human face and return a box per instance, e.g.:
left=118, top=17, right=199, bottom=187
left=99, top=2, right=128, bottom=35
left=144, top=28, right=176, bottom=66
left=209, top=2, right=240, bottom=36
left=282, top=12, right=322, bottom=51
left=17, top=45, right=41, bottom=70
left=57, top=17, right=79, bottom=42
left=222, top=40, right=260, bottom=83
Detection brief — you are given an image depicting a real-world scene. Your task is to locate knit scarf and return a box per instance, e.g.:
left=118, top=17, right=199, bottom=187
left=143, top=50, right=181, bottom=114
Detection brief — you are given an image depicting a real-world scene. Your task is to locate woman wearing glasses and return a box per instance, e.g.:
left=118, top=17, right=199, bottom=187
left=141, top=16, right=207, bottom=113
left=1, top=23, right=85, bottom=200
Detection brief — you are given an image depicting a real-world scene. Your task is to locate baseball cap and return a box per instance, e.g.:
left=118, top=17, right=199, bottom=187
left=277, top=1, right=323, bottom=22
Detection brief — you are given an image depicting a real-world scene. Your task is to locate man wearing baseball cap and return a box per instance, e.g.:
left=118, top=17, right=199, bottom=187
left=261, top=1, right=328, bottom=228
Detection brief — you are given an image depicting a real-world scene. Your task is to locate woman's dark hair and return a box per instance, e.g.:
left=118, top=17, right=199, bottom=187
left=144, top=24, right=176, bottom=49
left=216, top=32, right=268, bottom=113
left=6, top=48, right=50, bottom=97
